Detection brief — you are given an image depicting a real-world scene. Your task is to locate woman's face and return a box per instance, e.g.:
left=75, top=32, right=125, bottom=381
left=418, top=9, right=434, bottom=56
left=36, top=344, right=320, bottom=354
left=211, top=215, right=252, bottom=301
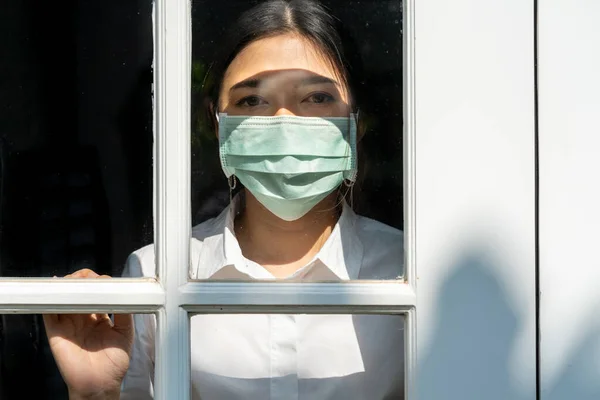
left=218, top=33, right=351, bottom=118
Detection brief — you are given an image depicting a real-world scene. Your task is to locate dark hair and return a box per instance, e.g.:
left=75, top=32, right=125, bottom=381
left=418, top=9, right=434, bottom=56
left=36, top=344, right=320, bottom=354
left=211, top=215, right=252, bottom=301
left=202, top=0, right=365, bottom=124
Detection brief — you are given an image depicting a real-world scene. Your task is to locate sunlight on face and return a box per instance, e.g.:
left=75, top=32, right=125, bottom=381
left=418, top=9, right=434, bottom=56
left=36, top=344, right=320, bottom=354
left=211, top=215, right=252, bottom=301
left=219, top=34, right=351, bottom=117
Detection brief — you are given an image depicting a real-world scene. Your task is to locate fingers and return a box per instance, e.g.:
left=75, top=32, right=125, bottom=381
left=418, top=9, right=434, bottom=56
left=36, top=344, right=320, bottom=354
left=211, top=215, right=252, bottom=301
left=50, top=271, right=116, bottom=326
left=62, top=269, right=114, bottom=280
left=50, top=270, right=123, bottom=332
left=113, top=314, right=134, bottom=352
left=113, top=313, right=134, bottom=334
left=65, top=268, right=102, bottom=279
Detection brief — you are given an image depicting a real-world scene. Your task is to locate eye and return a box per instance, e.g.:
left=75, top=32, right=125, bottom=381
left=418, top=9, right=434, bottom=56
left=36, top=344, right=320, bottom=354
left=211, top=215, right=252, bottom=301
left=303, top=92, right=335, bottom=104
left=235, top=95, right=267, bottom=107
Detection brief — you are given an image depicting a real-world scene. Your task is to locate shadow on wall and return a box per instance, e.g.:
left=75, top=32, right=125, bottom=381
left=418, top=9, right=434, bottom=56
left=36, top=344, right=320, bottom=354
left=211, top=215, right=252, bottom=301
left=418, top=251, right=527, bottom=400
left=419, top=250, right=600, bottom=400
left=544, top=316, right=600, bottom=400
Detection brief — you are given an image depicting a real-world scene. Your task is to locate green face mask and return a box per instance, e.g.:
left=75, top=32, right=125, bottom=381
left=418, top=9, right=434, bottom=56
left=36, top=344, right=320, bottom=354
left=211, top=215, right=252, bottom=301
left=218, top=113, right=358, bottom=221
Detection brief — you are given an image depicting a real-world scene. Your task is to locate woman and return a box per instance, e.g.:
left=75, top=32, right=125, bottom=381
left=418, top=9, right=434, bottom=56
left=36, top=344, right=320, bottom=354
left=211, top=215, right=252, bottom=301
left=44, top=1, right=404, bottom=399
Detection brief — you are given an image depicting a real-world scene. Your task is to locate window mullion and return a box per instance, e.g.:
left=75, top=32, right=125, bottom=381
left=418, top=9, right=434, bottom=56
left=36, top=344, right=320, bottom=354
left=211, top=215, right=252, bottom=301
left=179, top=281, right=416, bottom=309
left=153, top=0, right=192, bottom=399
left=403, top=0, right=417, bottom=291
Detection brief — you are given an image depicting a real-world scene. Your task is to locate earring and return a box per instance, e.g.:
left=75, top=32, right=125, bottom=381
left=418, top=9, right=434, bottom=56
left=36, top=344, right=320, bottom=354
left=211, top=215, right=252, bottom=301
left=228, top=175, right=237, bottom=203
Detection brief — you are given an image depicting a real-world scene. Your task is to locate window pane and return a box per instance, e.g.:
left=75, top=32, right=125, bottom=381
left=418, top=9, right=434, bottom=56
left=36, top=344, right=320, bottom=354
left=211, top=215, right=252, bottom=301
left=188, top=313, right=405, bottom=399
left=190, top=0, right=404, bottom=281
left=0, top=313, right=144, bottom=400
left=0, top=1, right=154, bottom=277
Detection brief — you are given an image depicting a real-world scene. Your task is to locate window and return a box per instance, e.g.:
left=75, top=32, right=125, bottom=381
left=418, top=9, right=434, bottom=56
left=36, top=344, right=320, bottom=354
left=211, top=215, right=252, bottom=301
left=0, top=0, right=416, bottom=399
left=0, top=0, right=544, bottom=398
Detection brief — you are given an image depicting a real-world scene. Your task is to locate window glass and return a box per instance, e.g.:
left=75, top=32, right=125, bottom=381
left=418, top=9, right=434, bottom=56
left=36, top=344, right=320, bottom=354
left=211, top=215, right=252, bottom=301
left=0, top=314, right=68, bottom=398
left=190, top=0, right=404, bottom=281
left=189, top=313, right=405, bottom=399
left=0, top=313, right=144, bottom=400
left=0, top=1, right=154, bottom=278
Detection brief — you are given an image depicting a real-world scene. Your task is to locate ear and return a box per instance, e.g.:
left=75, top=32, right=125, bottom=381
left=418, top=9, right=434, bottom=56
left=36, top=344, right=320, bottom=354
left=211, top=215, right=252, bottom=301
left=355, top=111, right=367, bottom=143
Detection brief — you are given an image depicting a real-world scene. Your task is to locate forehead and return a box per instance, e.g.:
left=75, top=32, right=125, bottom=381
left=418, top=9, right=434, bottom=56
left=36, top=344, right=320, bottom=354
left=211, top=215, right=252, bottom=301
left=222, top=34, right=340, bottom=86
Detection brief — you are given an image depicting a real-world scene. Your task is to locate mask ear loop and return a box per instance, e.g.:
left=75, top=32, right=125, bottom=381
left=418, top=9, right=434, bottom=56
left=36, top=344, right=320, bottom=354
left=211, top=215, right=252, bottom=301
left=343, top=179, right=355, bottom=209
left=228, top=175, right=237, bottom=204
left=343, top=108, right=359, bottom=210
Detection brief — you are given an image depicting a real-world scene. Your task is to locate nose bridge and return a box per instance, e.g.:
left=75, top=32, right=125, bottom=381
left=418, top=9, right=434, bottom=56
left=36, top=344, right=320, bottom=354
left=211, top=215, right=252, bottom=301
left=274, top=107, right=296, bottom=116
left=268, top=77, right=300, bottom=116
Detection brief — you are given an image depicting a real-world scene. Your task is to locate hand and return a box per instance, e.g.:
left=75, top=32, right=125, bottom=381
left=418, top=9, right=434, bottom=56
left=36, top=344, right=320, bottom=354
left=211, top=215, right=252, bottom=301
left=43, top=269, right=134, bottom=399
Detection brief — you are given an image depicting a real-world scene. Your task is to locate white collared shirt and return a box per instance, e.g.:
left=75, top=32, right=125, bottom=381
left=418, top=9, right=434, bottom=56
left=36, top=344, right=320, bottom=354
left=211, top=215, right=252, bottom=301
left=121, top=198, right=405, bottom=400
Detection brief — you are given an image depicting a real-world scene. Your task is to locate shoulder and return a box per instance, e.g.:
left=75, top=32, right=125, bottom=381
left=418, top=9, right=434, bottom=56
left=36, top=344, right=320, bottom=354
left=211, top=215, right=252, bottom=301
left=354, top=214, right=404, bottom=280
left=356, top=214, right=404, bottom=239
left=122, top=243, right=156, bottom=278
left=123, top=211, right=227, bottom=279
left=190, top=213, right=229, bottom=278
left=191, top=210, right=227, bottom=242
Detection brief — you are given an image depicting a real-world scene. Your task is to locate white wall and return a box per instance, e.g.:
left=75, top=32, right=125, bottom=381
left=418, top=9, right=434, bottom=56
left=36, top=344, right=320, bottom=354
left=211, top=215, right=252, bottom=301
left=538, top=1, right=600, bottom=398
left=415, top=0, right=537, bottom=398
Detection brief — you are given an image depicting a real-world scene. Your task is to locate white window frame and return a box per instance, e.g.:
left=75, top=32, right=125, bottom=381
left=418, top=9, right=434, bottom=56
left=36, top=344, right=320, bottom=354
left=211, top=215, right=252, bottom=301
left=0, top=0, right=417, bottom=399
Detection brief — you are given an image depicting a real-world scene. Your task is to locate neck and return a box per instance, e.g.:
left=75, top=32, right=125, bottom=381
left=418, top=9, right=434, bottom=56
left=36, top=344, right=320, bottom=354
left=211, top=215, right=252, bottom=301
left=234, top=190, right=341, bottom=277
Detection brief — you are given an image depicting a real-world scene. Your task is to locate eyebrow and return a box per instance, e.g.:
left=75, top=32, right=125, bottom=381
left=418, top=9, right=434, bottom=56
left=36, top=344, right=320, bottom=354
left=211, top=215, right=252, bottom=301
left=230, top=78, right=261, bottom=91
left=229, top=75, right=340, bottom=92
left=300, top=76, right=340, bottom=86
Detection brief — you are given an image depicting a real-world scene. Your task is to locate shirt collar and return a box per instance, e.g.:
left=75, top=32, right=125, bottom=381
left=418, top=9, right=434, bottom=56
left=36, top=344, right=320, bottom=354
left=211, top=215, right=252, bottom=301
left=210, top=195, right=364, bottom=280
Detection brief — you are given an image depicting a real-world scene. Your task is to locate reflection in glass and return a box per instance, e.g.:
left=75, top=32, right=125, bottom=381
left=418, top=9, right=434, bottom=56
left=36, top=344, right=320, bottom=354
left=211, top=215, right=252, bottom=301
left=0, top=1, right=153, bottom=277
left=187, top=313, right=405, bottom=399
left=190, top=0, right=404, bottom=280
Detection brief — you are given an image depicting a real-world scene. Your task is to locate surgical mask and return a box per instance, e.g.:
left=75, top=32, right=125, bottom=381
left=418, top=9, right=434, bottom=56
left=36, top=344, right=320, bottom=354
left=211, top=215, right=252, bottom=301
left=218, top=113, right=358, bottom=221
